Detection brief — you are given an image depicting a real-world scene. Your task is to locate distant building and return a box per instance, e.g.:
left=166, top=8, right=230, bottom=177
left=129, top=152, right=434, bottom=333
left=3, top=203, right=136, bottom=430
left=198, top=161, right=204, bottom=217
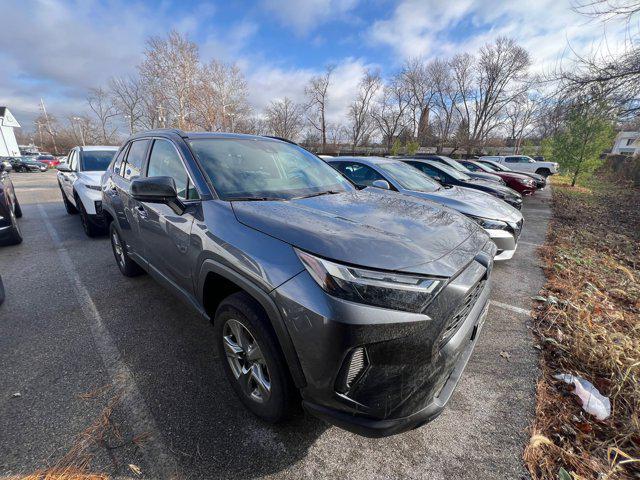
left=612, top=131, right=640, bottom=156
left=0, top=107, right=21, bottom=157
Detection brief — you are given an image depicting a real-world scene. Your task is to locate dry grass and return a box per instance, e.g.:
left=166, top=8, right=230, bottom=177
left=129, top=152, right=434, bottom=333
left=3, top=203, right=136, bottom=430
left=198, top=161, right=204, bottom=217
left=6, top=380, right=147, bottom=480
left=524, top=176, right=640, bottom=479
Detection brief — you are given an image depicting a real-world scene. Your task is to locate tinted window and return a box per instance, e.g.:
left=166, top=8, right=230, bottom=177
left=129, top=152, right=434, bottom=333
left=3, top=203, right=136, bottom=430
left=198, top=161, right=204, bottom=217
left=461, top=161, right=481, bottom=171
left=113, top=145, right=128, bottom=176
left=334, top=162, right=384, bottom=187
left=147, top=140, right=199, bottom=200
left=188, top=138, right=352, bottom=200
left=505, top=156, right=522, bottom=163
left=81, top=150, right=116, bottom=172
left=407, top=162, right=446, bottom=181
left=122, top=140, right=149, bottom=180
left=378, top=162, right=440, bottom=192
left=420, top=161, right=469, bottom=181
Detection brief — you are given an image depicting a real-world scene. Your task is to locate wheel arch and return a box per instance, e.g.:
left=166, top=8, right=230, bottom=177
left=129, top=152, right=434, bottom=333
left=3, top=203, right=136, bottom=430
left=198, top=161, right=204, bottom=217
left=198, top=259, right=306, bottom=388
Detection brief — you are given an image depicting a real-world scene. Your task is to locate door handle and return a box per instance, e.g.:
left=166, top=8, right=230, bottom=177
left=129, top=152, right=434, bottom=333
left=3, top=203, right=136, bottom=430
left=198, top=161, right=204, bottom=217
left=135, top=205, right=148, bottom=218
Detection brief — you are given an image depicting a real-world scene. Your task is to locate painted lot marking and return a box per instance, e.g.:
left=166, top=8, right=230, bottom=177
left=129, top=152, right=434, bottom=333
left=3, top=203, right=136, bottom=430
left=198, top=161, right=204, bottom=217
left=518, top=240, right=542, bottom=247
left=490, top=300, right=531, bottom=316
left=37, top=204, right=179, bottom=478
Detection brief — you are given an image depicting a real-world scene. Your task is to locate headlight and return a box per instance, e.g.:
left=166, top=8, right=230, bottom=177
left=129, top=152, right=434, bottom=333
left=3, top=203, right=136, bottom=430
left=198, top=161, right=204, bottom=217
left=295, top=249, right=444, bottom=313
left=468, top=216, right=509, bottom=230
left=85, top=184, right=101, bottom=191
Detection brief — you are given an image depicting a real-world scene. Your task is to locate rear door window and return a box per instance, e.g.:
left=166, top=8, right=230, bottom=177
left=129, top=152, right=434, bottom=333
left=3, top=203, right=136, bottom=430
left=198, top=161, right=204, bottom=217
left=122, top=140, right=150, bottom=181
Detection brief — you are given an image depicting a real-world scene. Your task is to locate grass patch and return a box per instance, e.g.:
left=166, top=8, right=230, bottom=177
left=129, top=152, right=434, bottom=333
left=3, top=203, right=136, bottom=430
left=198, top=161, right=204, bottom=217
left=524, top=176, right=640, bottom=479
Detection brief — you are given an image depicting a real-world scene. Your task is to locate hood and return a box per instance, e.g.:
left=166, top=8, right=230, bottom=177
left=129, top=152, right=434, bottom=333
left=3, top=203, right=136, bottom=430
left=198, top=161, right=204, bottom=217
left=78, top=171, right=103, bottom=186
left=231, top=188, right=489, bottom=277
left=406, top=186, right=522, bottom=223
left=501, top=171, right=536, bottom=182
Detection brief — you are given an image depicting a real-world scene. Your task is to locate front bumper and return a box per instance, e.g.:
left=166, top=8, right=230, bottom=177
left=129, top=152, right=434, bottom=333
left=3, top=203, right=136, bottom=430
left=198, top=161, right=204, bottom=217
left=272, top=242, right=496, bottom=437
left=486, top=229, right=517, bottom=260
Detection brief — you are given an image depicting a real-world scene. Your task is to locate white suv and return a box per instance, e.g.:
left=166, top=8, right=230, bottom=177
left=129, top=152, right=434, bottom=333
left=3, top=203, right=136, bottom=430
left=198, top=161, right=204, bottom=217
left=57, top=146, right=118, bottom=236
left=479, top=155, right=559, bottom=177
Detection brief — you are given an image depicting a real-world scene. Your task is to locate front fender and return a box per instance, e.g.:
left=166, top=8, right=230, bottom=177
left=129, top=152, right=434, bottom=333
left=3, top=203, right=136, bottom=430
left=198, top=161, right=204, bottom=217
left=197, top=259, right=306, bottom=388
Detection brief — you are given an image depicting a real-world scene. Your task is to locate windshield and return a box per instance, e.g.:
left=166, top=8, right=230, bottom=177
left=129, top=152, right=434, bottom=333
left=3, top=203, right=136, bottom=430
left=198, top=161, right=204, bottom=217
left=475, top=162, right=495, bottom=172
left=487, top=161, right=511, bottom=172
left=378, top=162, right=440, bottom=192
left=81, top=150, right=116, bottom=171
left=188, top=138, right=353, bottom=200
left=440, top=157, right=469, bottom=173
left=431, top=162, right=471, bottom=181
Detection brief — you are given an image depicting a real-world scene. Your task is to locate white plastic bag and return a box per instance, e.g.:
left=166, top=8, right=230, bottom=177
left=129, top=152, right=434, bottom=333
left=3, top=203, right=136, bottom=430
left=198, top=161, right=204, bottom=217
left=554, top=373, right=611, bottom=420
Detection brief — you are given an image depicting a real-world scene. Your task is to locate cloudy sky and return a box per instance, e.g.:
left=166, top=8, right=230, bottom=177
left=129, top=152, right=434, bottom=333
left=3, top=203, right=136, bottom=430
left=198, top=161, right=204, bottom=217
left=0, top=0, right=630, bottom=131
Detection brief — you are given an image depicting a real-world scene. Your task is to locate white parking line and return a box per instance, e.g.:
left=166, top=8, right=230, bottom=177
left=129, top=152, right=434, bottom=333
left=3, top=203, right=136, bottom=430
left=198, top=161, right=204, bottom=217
left=489, top=300, right=531, bottom=316
left=37, top=204, right=179, bottom=478
left=518, top=240, right=542, bottom=247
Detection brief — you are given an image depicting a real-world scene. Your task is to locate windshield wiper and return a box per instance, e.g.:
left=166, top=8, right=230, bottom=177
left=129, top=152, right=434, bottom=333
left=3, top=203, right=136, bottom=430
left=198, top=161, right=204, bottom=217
left=227, top=196, right=285, bottom=202
left=292, top=190, right=342, bottom=200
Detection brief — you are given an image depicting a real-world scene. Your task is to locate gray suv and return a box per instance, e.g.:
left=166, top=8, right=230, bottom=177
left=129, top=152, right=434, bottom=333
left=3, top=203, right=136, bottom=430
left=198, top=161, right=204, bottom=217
left=101, top=130, right=496, bottom=437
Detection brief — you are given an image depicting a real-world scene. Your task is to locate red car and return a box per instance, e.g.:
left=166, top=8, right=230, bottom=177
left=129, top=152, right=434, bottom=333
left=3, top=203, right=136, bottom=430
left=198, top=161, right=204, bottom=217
left=459, top=160, right=537, bottom=195
left=35, top=155, right=60, bottom=169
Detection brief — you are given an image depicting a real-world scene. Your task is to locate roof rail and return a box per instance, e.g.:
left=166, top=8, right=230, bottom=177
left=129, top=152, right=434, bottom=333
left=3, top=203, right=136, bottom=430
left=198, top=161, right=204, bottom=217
left=262, top=135, right=299, bottom=146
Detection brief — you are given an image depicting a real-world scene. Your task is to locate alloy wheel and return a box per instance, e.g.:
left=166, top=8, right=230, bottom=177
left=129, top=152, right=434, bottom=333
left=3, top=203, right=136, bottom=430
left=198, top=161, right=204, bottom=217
left=223, top=319, right=271, bottom=403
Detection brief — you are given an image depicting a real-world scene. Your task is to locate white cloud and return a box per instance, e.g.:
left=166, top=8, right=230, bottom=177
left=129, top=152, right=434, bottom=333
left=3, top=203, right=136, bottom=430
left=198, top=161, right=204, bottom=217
left=260, top=0, right=360, bottom=35
left=367, top=0, right=631, bottom=73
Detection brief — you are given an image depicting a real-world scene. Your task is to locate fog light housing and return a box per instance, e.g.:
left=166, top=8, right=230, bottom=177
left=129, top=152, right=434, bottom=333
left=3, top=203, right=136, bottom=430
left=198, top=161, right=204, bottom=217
left=335, top=347, right=369, bottom=394
left=94, top=200, right=102, bottom=214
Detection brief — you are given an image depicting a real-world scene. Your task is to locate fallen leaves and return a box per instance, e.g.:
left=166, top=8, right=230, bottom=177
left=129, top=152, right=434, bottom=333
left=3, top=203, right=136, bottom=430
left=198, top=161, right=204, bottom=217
left=524, top=177, right=640, bottom=480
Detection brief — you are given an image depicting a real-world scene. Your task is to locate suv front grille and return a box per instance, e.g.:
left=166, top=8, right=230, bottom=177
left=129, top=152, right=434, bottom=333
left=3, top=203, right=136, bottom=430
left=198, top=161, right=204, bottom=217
left=439, top=279, right=486, bottom=347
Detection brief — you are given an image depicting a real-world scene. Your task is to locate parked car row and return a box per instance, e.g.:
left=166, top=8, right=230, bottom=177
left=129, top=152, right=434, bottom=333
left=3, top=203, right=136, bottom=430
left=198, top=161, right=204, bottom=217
left=6, top=130, right=555, bottom=438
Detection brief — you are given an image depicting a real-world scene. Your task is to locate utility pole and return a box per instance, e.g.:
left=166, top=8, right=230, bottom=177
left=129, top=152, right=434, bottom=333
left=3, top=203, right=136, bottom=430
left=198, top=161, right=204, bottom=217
left=39, top=98, right=58, bottom=154
left=72, top=117, right=86, bottom=146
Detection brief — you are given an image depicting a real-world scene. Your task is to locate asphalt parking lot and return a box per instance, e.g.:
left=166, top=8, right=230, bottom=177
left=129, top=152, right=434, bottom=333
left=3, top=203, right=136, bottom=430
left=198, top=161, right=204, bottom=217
left=0, top=170, right=551, bottom=479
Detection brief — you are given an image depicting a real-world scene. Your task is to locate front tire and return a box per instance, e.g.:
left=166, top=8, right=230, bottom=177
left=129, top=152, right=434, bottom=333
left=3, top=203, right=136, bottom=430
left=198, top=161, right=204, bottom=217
left=215, top=292, right=295, bottom=423
left=60, top=185, right=78, bottom=214
left=77, top=196, right=104, bottom=237
left=109, top=222, right=144, bottom=277
left=536, top=168, right=551, bottom=177
left=13, top=196, right=22, bottom=218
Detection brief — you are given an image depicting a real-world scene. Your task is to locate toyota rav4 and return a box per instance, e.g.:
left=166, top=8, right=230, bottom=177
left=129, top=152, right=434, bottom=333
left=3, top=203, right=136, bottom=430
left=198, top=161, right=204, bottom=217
left=101, top=130, right=496, bottom=437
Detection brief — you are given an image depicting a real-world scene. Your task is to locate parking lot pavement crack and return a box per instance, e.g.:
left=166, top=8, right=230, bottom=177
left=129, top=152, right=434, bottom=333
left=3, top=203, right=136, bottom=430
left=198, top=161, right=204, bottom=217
left=37, top=204, right=180, bottom=479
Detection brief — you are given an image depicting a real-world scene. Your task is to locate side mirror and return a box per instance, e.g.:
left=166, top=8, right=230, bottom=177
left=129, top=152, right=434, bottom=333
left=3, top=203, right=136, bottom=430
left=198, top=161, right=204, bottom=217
left=56, top=163, right=71, bottom=172
left=371, top=179, right=391, bottom=190
left=0, top=162, right=12, bottom=172
left=130, top=176, right=184, bottom=214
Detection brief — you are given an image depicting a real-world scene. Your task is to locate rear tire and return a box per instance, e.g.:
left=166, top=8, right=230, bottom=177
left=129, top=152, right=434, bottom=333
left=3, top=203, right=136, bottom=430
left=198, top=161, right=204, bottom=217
left=0, top=204, right=22, bottom=246
left=109, top=222, right=144, bottom=277
left=215, top=292, right=295, bottom=423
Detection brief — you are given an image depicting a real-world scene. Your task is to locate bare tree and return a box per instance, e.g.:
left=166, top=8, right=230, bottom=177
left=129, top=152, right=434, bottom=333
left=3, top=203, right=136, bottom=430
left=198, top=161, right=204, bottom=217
left=265, top=97, right=305, bottom=140
left=428, top=58, right=461, bottom=152
left=347, top=70, right=381, bottom=148
left=305, top=65, right=335, bottom=152
left=192, top=60, right=250, bottom=132
left=139, top=30, right=199, bottom=129
left=401, top=58, right=435, bottom=143
left=87, top=87, right=118, bottom=143
left=452, top=38, right=531, bottom=153
left=505, top=93, right=538, bottom=153
left=109, top=76, right=143, bottom=134
left=371, top=76, right=411, bottom=151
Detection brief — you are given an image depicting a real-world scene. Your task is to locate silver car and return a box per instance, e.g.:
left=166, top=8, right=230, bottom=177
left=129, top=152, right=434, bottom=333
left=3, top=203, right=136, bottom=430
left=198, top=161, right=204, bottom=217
left=329, top=156, right=524, bottom=261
